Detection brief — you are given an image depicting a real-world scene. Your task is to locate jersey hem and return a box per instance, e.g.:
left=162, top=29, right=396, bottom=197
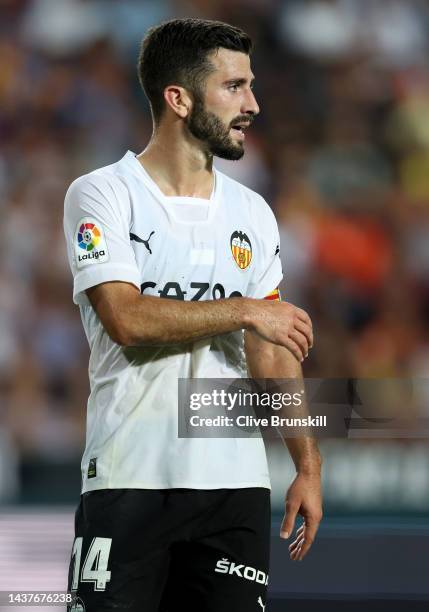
left=82, top=480, right=271, bottom=493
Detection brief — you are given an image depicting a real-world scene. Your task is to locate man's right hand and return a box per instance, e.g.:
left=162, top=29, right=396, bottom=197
left=244, top=300, right=313, bottom=362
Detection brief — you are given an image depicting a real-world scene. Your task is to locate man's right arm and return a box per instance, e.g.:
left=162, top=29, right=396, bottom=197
left=86, top=281, right=313, bottom=362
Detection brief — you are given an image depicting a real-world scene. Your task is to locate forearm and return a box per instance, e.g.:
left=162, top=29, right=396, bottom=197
left=124, top=294, right=252, bottom=346
left=245, top=332, right=321, bottom=475
left=87, top=282, right=257, bottom=346
left=284, top=433, right=321, bottom=476
left=87, top=282, right=313, bottom=354
left=267, top=349, right=321, bottom=476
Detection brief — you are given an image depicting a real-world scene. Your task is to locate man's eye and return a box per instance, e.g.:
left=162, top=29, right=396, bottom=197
left=228, top=84, right=239, bottom=92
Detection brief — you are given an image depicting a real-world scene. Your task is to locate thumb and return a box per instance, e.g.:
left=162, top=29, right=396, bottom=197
left=280, top=503, right=298, bottom=539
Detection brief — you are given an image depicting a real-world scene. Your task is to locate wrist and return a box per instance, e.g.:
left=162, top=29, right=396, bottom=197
left=241, top=297, right=257, bottom=331
left=295, top=449, right=322, bottom=477
left=296, top=458, right=322, bottom=477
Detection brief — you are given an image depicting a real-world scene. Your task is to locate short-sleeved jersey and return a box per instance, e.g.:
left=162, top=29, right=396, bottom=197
left=63, top=151, right=283, bottom=492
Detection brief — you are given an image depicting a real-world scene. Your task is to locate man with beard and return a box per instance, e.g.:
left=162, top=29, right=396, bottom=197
left=63, top=18, right=322, bottom=612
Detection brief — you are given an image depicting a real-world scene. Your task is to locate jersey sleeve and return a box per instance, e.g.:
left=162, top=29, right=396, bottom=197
left=247, top=199, right=283, bottom=299
left=63, top=172, right=141, bottom=306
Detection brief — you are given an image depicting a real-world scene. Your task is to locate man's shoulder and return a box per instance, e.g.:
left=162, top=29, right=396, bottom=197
left=216, top=169, right=276, bottom=222
left=66, top=156, right=131, bottom=199
left=63, top=155, right=138, bottom=227
left=216, top=168, right=263, bottom=202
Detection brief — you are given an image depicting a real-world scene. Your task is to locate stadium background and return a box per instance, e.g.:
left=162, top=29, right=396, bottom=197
left=0, top=0, right=428, bottom=610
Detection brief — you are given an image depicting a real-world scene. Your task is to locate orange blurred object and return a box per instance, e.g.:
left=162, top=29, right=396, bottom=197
left=315, top=214, right=393, bottom=291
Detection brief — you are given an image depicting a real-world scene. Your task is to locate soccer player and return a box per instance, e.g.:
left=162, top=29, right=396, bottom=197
left=63, top=18, right=322, bottom=612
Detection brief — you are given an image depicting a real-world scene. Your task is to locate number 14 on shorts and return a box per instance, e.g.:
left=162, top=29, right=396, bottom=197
left=70, top=537, right=112, bottom=591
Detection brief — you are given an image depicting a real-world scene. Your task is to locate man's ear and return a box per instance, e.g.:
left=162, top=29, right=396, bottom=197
left=164, top=85, right=193, bottom=119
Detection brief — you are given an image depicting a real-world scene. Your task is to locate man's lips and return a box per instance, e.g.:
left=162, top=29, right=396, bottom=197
left=230, top=122, right=251, bottom=132
left=230, top=122, right=251, bottom=139
left=231, top=127, right=246, bottom=140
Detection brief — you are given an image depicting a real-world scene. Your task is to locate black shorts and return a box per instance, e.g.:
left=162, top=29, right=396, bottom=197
left=67, top=487, right=271, bottom=612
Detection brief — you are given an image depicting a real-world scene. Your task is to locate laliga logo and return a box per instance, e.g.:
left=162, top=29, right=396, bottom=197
left=77, top=222, right=106, bottom=262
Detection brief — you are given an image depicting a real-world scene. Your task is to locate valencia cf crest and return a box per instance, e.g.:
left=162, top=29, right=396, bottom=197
left=230, top=230, right=252, bottom=270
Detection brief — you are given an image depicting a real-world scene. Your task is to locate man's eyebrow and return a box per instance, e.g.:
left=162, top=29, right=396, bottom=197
left=224, top=77, right=256, bottom=86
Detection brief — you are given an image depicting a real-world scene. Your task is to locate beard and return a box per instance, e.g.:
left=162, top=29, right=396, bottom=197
left=186, top=91, right=245, bottom=161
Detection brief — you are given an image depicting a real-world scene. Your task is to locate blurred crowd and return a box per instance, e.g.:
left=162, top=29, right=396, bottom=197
left=0, top=0, right=428, bottom=474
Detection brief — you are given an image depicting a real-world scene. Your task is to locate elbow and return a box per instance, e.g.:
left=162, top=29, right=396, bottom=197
left=104, top=313, right=137, bottom=347
left=107, top=318, right=155, bottom=347
left=108, top=323, right=132, bottom=347
left=87, top=285, right=150, bottom=346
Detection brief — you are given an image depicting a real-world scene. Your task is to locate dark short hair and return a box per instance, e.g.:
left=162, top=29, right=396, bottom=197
left=138, top=18, right=252, bottom=123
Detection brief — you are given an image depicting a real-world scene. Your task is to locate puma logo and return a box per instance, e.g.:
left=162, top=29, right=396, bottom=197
left=257, top=596, right=266, bottom=611
left=130, top=231, right=155, bottom=254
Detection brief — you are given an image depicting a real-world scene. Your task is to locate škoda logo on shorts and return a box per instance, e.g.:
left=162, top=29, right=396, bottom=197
left=215, top=558, right=268, bottom=585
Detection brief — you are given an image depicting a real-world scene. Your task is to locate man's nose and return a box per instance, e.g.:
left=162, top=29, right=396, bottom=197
left=242, top=88, right=260, bottom=117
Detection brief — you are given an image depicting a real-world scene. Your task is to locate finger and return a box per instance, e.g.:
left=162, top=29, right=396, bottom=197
left=288, top=531, right=303, bottom=548
left=289, top=330, right=309, bottom=358
left=289, top=522, right=306, bottom=555
left=288, top=536, right=302, bottom=551
left=297, top=539, right=312, bottom=561
left=288, top=524, right=305, bottom=549
left=294, top=320, right=313, bottom=349
left=290, top=538, right=305, bottom=560
left=290, top=543, right=304, bottom=561
left=280, top=503, right=299, bottom=539
left=283, top=338, right=305, bottom=362
left=295, top=523, right=305, bottom=536
left=296, top=518, right=320, bottom=561
left=294, top=322, right=312, bottom=349
left=295, top=308, right=312, bottom=329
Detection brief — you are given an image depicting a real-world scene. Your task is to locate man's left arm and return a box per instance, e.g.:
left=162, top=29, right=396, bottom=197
left=244, top=330, right=323, bottom=561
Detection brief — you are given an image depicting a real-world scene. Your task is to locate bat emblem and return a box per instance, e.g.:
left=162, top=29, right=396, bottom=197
left=230, top=230, right=252, bottom=270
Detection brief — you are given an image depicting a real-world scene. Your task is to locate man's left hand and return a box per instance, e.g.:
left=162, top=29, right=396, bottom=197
left=279, top=472, right=322, bottom=561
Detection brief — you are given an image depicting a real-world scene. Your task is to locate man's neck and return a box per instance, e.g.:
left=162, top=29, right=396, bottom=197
left=136, top=126, right=215, bottom=199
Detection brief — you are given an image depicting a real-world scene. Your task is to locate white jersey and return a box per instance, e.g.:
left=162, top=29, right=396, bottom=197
left=63, top=151, right=283, bottom=492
